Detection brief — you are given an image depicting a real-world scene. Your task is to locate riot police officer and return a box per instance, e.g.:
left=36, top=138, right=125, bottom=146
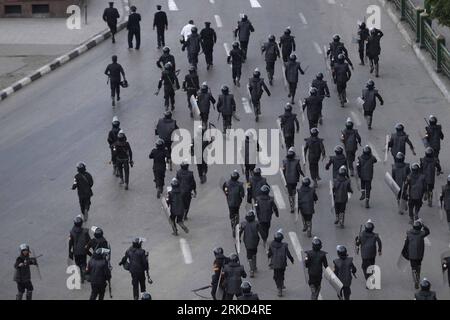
left=197, top=82, right=216, bottom=127
left=261, top=35, right=280, bottom=85
left=182, top=27, right=201, bottom=69
left=341, top=118, right=362, bottom=177
left=149, top=139, right=169, bottom=199
left=255, top=185, right=279, bottom=249
left=104, top=55, right=126, bottom=107
left=239, top=210, right=261, bottom=277
left=392, top=152, right=410, bottom=214
left=71, top=162, right=94, bottom=221
left=237, top=281, right=259, bottom=300
left=302, top=88, right=322, bottom=130
left=156, top=47, right=176, bottom=70
left=108, top=116, right=121, bottom=176
left=155, top=111, right=179, bottom=171
left=424, top=115, right=444, bottom=163
left=297, top=177, right=318, bottom=238
left=361, top=79, right=383, bottom=130
left=182, top=65, right=200, bottom=118
left=86, top=248, right=111, bottom=300
left=217, top=85, right=237, bottom=133
left=326, top=146, right=348, bottom=179
left=282, top=147, right=305, bottom=213
left=311, top=73, right=330, bottom=125
left=355, top=220, right=382, bottom=281
left=279, top=28, right=296, bottom=63
left=68, top=216, right=91, bottom=284
left=176, top=160, right=197, bottom=220
left=304, top=128, right=326, bottom=188
left=156, top=62, right=180, bottom=111
left=388, top=123, right=416, bottom=160
left=356, top=145, right=377, bottom=209
left=404, top=163, right=427, bottom=224
left=268, top=231, right=294, bottom=297
left=86, top=227, right=110, bottom=257
left=234, top=14, right=255, bottom=62
left=14, top=244, right=38, bottom=300
left=279, top=103, right=300, bottom=149
left=112, top=130, right=133, bottom=190
left=200, top=22, right=217, bottom=70
left=103, top=2, right=120, bottom=44
left=366, top=28, right=384, bottom=77
left=284, top=53, right=305, bottom=104
left=223, top=170, right=245, bottom=237
left=334, top=54, right=351, bottom=108
left=420, top=147, right=442, bottom=207
left=333, top=166, right=353, bottom=228
left=166, top=178, right=189, bottom=236
left=222, top=254, right=247, bottom=300
left=248, top=68, right=271, bottom=121
left=227, top=42, right=244, bottom=86
left=357, top=22, right=370, bottom=65
left=211, top=247, right=229, bottom=300
left=414, top=278, right=437, bottom=300
left=333, top=245, right=357, bottom=300
left=439, top=175, right=450, bottom=231
left=247, top=167, right=268, bottom=205
left=305, top=237, right=328, bottom=300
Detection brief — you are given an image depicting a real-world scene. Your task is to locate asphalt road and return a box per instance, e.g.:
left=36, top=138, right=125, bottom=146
left=0, top=0, right=450, bottom=300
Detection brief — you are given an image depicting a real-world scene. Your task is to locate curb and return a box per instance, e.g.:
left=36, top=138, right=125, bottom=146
left=0, top=0, right=130, bottom=102
left=377, top=0, right=450, bottom=103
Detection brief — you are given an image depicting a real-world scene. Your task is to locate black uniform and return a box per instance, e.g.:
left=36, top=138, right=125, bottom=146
left=14, top=254, right=37, bottom=300
left=279, top=33, right=296, bottom=62
left=356, top=153, right=377, bottom=204
left=420, top=154, right=441, bottom=207
left=72, top=171, right=94, bottom=216
left=392, top=160, right=410, bottom=213
left=305, top=249, right=328, bottom=300
left=149, top=146, right=169, bottom=194
left=357, top=25, right=370, bottom=64
left=366, top=29, right=384, bottom=76
left=234, top=19, right=255, bottom=61
left=108, top=124, right=121, bottom=175
left=211, top=253, right=230, bottom=300
left=191, top=137, right=213, bottom=183
left=119, top=246, right=149, bottom=300
left=405, top=171, right=427, bottom=221
left=326, top=154, right=348, bottom=179
left=103, top=5, right=120, bottom=43
left=223, top=179, right=245, bottom=236
left=389, top=132, right=415, bottom=159
left=243, top=136, right=260, bottom=182
left=303, top=95, right=323, bottom=130
left=255, top=194, right=279, bottom=245
left=268, top=240, right=294, bottom=292
left=341, top=128, right=361, bottom=175
left=440, top=183, right=450, bottom=227
left=69, top=225, right=91, bottom=282
left=182, top=72, right=200, bottom=114
left=217, top=93, right=237, bottom=133
left=197, top=89, right=216, bottom=126
left=167, top=184, right=186, bottom=234
left=247, top=175, right=268, bottom=204
left=182, top=33, right=201, bottom=69
left=362, top=87, right=383, bottom=129
left=279, top=111, right=299, bottom=149
left=156, top=53, right=176, bottom=70
left=222, top=261, right=247, bottom=300
left=86, top=253, right=111, bottom=300
left=86, top=237, right=109, bottom=256
left=261, top=41, right=280, bottom=82
left=200, top=25, right=217, bottom=67
left=227, top=47, right=244, bottom=84
left=334, top=60, right=351, bottom=107
left=333, top=256, right=357, bottom=300
left=156, top=117, right=179, bottom=164
left=333, top=174, right=353, bottom=226
left=240, top=219, right=261, bottom=274
left=311, top=78, right=330, bottom=123
left=176, top=168, right=197, bottom=219
left=355, top=230, right=382, bottom=279
left=415, top=290, right=437, bottom=300
left=248, top=76, right=270, bottom=116
left=402, top=224, right=430, bottom=287
left=157, top=68, right=180, bottom=110
left=112, top=138, right=133, bottom=186
left=304, top=136, right=326, bottom=183
left=127, top=12, right=141, bottom=49
left=285, top=60, right=305, bottom=103
left=283, top=155, right=305, bottom=212
left=105, top=62, right=125, bottom=100
left=425, top=124, right=444, bottom=160
left=297, top=184, right=318, bottom=236
left=153, top=9, right=168, bottom=47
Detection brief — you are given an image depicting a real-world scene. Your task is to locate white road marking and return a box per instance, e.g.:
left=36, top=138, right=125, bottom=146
left=327, top=0, right=336, bottom=4
left=424, top=237, right=431, bottom=247
left=281, top=64, right=288, bottom=88
left=242, top=97, right=253, bottom=114
left=299, top=12, right=308, bottom=25
left=313, top=42, right=323, bottom=55
left=214, top=15, right=223, bottom=28
left=209, top=0, right=215, bottom=3
left=249, top=0, right=262, bottom=8
left=289, top=232, right=304, bottom=262
left=368, top=143, right=381, bottom=162
left=350, top=111, right=362, bottom=126
left=272, top=185, right=287, bottom=209
left=223, top=42, right=230, bottom=56
left=180, top=238, right=193, bottom=264
left=168, top=0, right=179, bottom=11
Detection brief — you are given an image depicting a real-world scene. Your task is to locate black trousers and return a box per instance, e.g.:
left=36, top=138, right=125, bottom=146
left=110, top=80, right=120, bottom=99
left=164, top=141, right=173, bottom=160
left=240, top=41, right=249, bottom=60
left=362, top=258, right=376, bottom=280
left=308, top=274, right=322, bottom=287
left=211, top=272, right=220, bottom=299
left=224, top=292, right=241, bottom=300
left=75, top=255, right=87, bottom=281
left=335, top=202, right=347, bottom=215
left=188, top=53, right=199, bottom=68
left=163, top=86, right=175, bottom=108
left=408, top=199, right=422, bottom=218
left=308, top=119, right=319, bottom=131
left=197, top=163, right=208, bottom=177
left=128, top=29, right=141, bottom=49
left=156, top=27, right=165, bottom=47
left=288, top=82, right=297, bottom=99
left=229, top=207, right=240, bottom=232
left=369, top=55, right=379, bottom=65
left=346, top=151, right=356, bottom=170
left=282, top=50, right=292, bottom=63
left=341, top=286, right=351, bottom=300
left=245, top=164, right=256, bottom=182
left=117, top=159, right=130, bottom=184
left=153, top=169, right=165, bottom=189
left=259, top=221, right=270, bottom=242
left=266, top=61, right=275, bottom=79
left=181, top=192, right=192, bottom=216
left=17, top=281, right=33, bottom=294
left=131, top=272, right=146, bottom=299
left=302, top=213, right=313, bottom=222
left=78, top=196, right=91, bottom=214
left=284, top=136, right=294, bottom=149
left=186, top=90, right=197, bottom=109
left=273, top=268, right=286, bottom=288
left=90, top=283, right=107, bottom=300
left=223, top=115, right=232, bottom=131
left=232, top=64, right=242, bottom=81
left=246, top=248, right=257, bottom=260
left=360, top=180, right=372, bottom=198
left=287, top=183, right=297, bottom=196
left=200, top=112, right=209, bottom=126
left=309, top=161, right=319, bottom=180
left=410, top=259, right=422, bottom=272
left=204, top=48, right=214, bottom=65
left=108, top=22, right=117, bottom=39
left=358, top=41, right=365, bottom=62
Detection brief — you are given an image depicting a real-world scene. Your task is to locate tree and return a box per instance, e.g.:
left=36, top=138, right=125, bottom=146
left=426, top=0, right=450, bottom=27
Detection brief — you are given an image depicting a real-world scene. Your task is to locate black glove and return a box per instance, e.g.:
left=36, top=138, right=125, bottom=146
left=69, top=252, right=74, bottom=260
left=130, top=160, right=134, bottom=167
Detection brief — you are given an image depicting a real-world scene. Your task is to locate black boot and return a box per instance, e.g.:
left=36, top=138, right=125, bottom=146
left=16, top=293, right=23, bottom=300
left=26, top=291, right=32, bottom=300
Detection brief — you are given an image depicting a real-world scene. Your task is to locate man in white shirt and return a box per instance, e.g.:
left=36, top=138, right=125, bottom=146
left=180, top=20, right=196, bottom=43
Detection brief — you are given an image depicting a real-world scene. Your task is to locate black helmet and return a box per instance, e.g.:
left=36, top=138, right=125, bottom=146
left=302, top=177, right=311, bottom=187
left=163, top=46, right=170, bottom=54
left=395, top=123, right=404, bottom=132
left=141, top=292, right=152, bottom=300
left=419, top=278, right=431, bottom=291
left=77, top=162, right=86, bottom=172
left=425, top=147, right=434, bottom=157
left=363, top=145, right=371, bottom=155
left=221, top=85, right=229, bottom=94
left=447, top=174, right=450, bottom=184
left=181, top=159, right=189, bottom=170
left=395, top=152, right=405, bottom=161
left=213, top=247, right=224, bottom=256
left=230, top=253, right=239, bottom=263
left=289, top=53, right=297, bottom=61
left=310, top=87, right=318, bottom=96
left=334, top=145, right=344, bottom=155
left=200, top=82, right=208, bottom=92
left=232, top=41, right=240, bottom=48
left=74, top=216, right=83, bottom=227
left=112, top=116, right=120, bottom=126
left=411, top=163, right=420, bottom=172
left=312, top=237, right=322, bottom=251
left=19, top=243, right=30, bottom=252
left=164, top=62, right=172, bottom=70
left=231, top=170, right=240, bottom=180
left=337, top=245, right=347, bottom=258
left=333, top=34, right=341, bottom=42
left=242, top=14, right=248, bottom=21
left=310, top=128, right=319, bottom=136
left=285, top=103, right=293, bottom=112
left=339, top=165, right=347, bottom=176
left=274, top=230, right=284, bottom=242
left=316, top=73, right=324, bottom=80
left=241, top=281, right=252, bottom=293
left=112, top=55, right=118, bottom=63
left=156, top=139, right=165, bottom=148
left=253, top=167, right=262, bottom=176
left=94, top=227, right=103, bottom=239
left=132, top=237, right=142, bottom=248
left=364, top=219, right=374, bottom=232
left=191, top=26, right=198, bottom=33
left=253, top=68, right=261, bottom=78
left=164, top=110, right=172, bottom=119
left=429, top=115, right=437, bottom=125
left=171, top=178, right=179, bottom=187
left=188, top=65, right=196, bottom=73
left=285, top=27, right=291, bottom=35
left=287, top=147, right=296, bottom=158
left=346, top=117, right=354, bottom=129
left=366, top=79, right=375, bottom=89
left=246, top=210, right=256, bottom=221
left=337, top=53, right=345, bottom=62
left=360, top=22, right=366, bottom=29
left=413, top=219, right=422, bottom=230
left=260, top=184, right=270, bottom=194
left=268, top=34, right=276, bottom=42
left=370, top=27, right=377, bottom=35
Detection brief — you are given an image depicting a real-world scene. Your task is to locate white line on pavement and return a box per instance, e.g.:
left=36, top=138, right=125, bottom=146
left=180, top=238, right=193, bottom=264
left=214, top=15, right=223, bottom=28
left=223, top=42, right=230, bottom=56
left=299, top=12, right=308, bottom=25
left=313, top=42, right=323, bottom=55
left=272, top=185, right=286, bottom=209
left=168, top=0, right=179, bottom=11
left=242, top=97, right=253, bottom=114
left=209, top=0, right=215, bottom=3
left=327, top=0, right=336, bottom=4
left=288, top=232, right=304, bottom=262
left=249, top=0, right=262, bottom=8
left=350, top=111, right=362, bottom=126
left=424, top=237, right=431, bottom=247
left=368, top=143, right=381, bottom=162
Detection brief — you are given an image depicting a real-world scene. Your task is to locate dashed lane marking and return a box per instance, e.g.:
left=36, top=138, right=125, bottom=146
left=313, top=42, right=323, bottom=55
left=223, top=42, right=230, bottom=56
left=180, top=238, right=193, bottom=264
left=327, top=0, right=336, bottom=4
left=214, top=15, right=223, bottom=28
left=299, top=12, right=308, bottom=25
left=350, top=111, right=362, bottom=126
left=242, top=97, right=253, bottom=114
left=168, top=0, right=179, bottom=11
left=272, top=185, right=287, bottom=210
left=249, top=0, right=262, bottom=8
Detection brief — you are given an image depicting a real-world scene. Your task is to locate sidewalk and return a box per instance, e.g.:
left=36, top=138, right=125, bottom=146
left=0, top=0, right=127, bottom=91
left=411, top=0, right=450, bottom=41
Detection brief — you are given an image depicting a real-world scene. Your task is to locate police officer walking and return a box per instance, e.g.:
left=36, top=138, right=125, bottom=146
left=86, top=227, right=110, bottom=258
left=302, top=88, right=323, bottom=130
left=261, top=35, right=280, bottom=85
left=247, top=167, right=268, bottom=206
left=255, top=185, right=279, bottom=249
left=211, top=247, right=229, bottom=300
left=149, top=139, right=168, bottom=199
left=420, top=147, right=442, bottom=207
left=237, top=281, right=259, bottom=300
left=284, top=53, right=305, bottom=104
left=414, top=279, right=437, bottom=300
left=333, top=245, right=357, bottom=300
left=283, top=147, right=305, bottom=213
left=191, top=125, right=214, bottom=184
left=388, top=123, right=416, bottom=160
left=404, top=163, right=427, bottom=224
left=355, top=220, right=382, bottom=282
left=341, top=118, right=362, bottom=177
left=167, top=178, right=189, bottom=236
left=227, top=42, right=244, bottom=86
left=424, top=115, right=444, bottom=164
left=217, top=85, right=237, bottom=133
left=305, top=237, right=328, bottom=300
left=176, top=161, right=197, bottom=220
left=222, top=254, right=247, bottom=300
left=325, top=146, right=348, bottom=179
left=112, top=130, right=133, bottom=190
left=119, top=238, right=151, bottom=300
left=197, top=82, right=216, bottom=127
left=200, top=22, right=217, bottom=70
left=127, top=6, right=141, bottom=50
left=248, top=68, right=271, bottom=121
left=71, top=162, right=94, bottom=221
left=86, top=248, right=112, bottom=300
left=297, top=177, right=318, bottom=237
left=439, top=175, right=450, bottom=232
left=361, top=79, right=383, bottom=130
left=153, top=5, right=168, bottom=49
left=14, top=244, right=38, bottom=300
left=155, top=111, right=179, bottom=171
left=182, top=66, right=200, bottom=118
left=108, top=116, right=121, bottom=176
left=279, top=28, right=296, bottom=63
left=156, top=62, right=180, bottom=111
left=222, top=170, right=245, bottom=238
left=401, top=220, right=430, bottom=289
left=334, top=54, right=352, bottom=108
left=333, top=166, right=353, bottom=228
left=392, top=152, right=410, bottom=214
left=157, top=47, right=176, bottom=70
left=243, top=133, right=261, bottom=182
left=239, top=210, right=261, bottom=277
left=304, top=128, right=326, bottom=188
left=68, top=216, right=91, bottom=284
left=327, top=35, right=353, bottom=83
left=182, top=27, right=201, bottom=69
left=268, top=231, right=294, bottom=297
left=366, top=28, right=384, bottom=77
left=357, top=22, right=370, bottom=65
left=103, top=2, right=120, bottom=44
left=279, top=103, right=300, bottom=149
left=356, top=145, right=377, bottom=209
left=105, top=55, right=126, bottom=107
left=234, top=15, right=255, bottom=62
left=311, top=73, right=330, bottom=125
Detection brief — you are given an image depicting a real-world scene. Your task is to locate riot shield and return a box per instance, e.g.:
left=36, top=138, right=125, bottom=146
left=190, top=95, right=201, bottom=120
left=277, top=119, right=286, bottom=150
left=384, top=172, right=400, bottom=196
left=287, top=232, right=308, bottom=284
left=279, top=167, right=287, bottom=188
left=324, top=266, right=343, bottom=295
left=329, top=180, right=335, bottom=214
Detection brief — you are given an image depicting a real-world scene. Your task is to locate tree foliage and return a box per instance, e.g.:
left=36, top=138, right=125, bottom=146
left=426, top=0, right=450, bottom=27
